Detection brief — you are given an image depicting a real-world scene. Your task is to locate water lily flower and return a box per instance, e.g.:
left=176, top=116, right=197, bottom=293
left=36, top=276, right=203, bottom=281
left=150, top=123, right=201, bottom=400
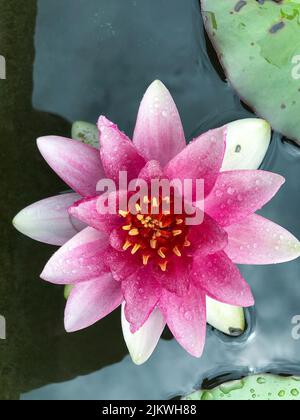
left=13, top=81, right=300, bottom=364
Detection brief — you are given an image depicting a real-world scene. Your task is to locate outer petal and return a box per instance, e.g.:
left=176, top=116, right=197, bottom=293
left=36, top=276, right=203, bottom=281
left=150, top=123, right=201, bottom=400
left=13, top=193, right=85, bottom=246
left=40, top=227, right=109, bottom=284
left=205, top=170, right=285, bottom=227
left=164, top=127, right=226, bottom=199
left=133, top=80, right=186, bottom=166
left=65, top=273, right=123, bottom=332
left=206, top=297, right=245, bottom=336
left=37, top=136, right=105, bottom=197
left=69, top=193, right=124, bottom=234
left=98, top=116, right=146, bottom=182
left=192, top=251, right=254, bottom=307
left=158, top=285, right=207, bottom=357
left=222, top=119, right=271, bottom=171
left=122, top=267, right=161, bottom=333
left=225, top=214, right=300, bottom=265
left=121, top=304, right=165, bottom=365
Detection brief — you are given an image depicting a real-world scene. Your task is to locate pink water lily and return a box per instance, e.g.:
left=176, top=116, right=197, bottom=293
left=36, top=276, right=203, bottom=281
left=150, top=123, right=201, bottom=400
left=13, top=81, right=300, bottom=364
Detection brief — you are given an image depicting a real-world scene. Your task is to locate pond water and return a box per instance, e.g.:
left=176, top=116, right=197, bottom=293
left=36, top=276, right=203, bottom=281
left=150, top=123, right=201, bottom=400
left=11, top=0, right=300, bottom=399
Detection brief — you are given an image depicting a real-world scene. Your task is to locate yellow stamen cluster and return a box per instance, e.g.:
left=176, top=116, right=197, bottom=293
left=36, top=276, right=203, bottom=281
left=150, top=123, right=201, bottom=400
left=119, top=196, right=191, bottom=272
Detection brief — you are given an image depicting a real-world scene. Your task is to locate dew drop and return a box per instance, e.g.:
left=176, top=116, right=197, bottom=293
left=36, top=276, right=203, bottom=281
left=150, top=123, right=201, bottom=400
left=201, top=391, right=214, bottom=400
left=215, top=189, right=223, bottom=197
left=184, top=311, right=193, bottom=321
left=291, top=389, right=299, bottom=397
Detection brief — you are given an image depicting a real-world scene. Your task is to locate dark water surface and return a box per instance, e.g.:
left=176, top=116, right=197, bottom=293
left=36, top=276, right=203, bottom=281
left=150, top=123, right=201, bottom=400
left=18, top=0, right=300, bottom=399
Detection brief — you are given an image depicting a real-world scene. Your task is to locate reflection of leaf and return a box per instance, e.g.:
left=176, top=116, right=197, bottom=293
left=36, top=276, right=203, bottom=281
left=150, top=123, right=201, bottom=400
left=201, top=0, right=300, bottom=143
left=183, top=374, right=300, bottom=400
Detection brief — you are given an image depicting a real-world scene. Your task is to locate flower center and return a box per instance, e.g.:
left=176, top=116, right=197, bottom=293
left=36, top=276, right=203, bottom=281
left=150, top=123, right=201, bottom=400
left=119, top=195, right=191, bottom=271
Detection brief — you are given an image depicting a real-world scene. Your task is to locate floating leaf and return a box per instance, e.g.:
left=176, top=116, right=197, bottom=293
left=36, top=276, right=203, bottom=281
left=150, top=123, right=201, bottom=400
left=183, top=374, right=300, bottom=400
left=201, top=0, right=300, bottom=143
left=72, top=121, right=99, bottom=148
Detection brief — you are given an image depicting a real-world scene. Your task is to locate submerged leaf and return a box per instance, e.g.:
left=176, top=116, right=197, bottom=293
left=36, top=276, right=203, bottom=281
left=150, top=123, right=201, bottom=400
left=201, top=0, right=300, bottom=143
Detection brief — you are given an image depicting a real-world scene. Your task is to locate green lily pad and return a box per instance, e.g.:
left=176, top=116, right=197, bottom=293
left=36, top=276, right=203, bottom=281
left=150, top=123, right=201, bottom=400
left=201, top=0, right=300, bottom=143
left=183, top=374, right=300, bottom=400
left=71, top=121, right=99, bottom=148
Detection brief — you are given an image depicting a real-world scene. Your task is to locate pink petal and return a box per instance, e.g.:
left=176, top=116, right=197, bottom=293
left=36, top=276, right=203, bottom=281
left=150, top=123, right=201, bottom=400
left=98, top=116, right=146, bottom=182
left=133, top=81, right=186, bottom=166
left=69, top=194, right=123, bottom=234
left=153, top=256, right=191, bottom=296
left=164, top=127, right=226, bottom=199
left=138, top=160, right=164, bottom=183
left=40, top=227, right=109, bottom=284
left=225, top=214, right=300, bottom=265
left=188, top=213, right=228, bottom=255
left=205, top=170, right=285, bottom=227
left=65, top=273, right=123, bottom=332
left=13, top=193, right=85, bottom=246
left=106, top=250, right=141, bottom=282
left=37, top=136, right=105, bottom=197
left=122, top=267, right=161, bottom=333
left=158, top=285, right=207, bottom=357
left=121, top=304, right=166, bottom=365
left=192, top=251, right=254, bottom=307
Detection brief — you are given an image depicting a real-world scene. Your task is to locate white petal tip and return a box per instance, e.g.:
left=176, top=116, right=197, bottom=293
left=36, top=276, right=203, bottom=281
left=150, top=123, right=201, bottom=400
left=206, top=297, right=245, bottom=336
left=64, top=321, right=76, bottom=334
left=12, top=210, right=34, bottom=238
left=36, top=136, right=48, bottom=149
left=37, top=136, right=65, bottom=153
left=223, top=118, right=271, bottom=171
left=12, top=213, right=22, bottom=231
left=121, top=305, right=165, bottom=366
left=36, top=136, right=56, bottom=156
left=131, top=355, right=148, bottom=366
left=146, top=80, right=169, bottom=95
